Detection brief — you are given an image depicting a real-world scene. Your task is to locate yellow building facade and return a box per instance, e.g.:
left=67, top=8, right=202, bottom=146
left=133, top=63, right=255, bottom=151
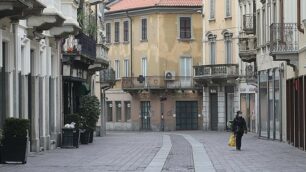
left=105, top=1, right=203, bottom=131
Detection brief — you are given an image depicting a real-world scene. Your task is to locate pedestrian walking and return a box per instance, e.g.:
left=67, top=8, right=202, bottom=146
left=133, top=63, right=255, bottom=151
left=232, top=111, right=247, bottom=150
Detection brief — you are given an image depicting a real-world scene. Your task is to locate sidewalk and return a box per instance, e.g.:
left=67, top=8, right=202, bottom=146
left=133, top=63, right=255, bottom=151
left=1, top=131, right=306, bottom=172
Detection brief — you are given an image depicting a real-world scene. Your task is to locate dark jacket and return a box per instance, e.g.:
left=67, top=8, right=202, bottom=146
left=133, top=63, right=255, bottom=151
left=232, top=116, right=247, bottom=135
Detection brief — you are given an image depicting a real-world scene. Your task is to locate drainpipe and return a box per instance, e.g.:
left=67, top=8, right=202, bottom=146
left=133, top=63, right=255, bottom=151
left=297, top=0, right=304, bottom=33
left=253, top=0, right=256, bottom=34
left=280, top=0, right=284, bottom=42
left=126, top=11, right=133, bottom=77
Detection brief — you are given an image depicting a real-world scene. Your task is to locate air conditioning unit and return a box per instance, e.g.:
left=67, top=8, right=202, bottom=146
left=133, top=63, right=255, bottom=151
left=165, top=71, right=175, bottom=80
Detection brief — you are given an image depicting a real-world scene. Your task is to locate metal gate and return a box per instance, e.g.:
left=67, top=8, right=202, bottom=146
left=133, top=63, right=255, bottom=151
left=210, top=93, right=218, bottom=131
left=176, top=101, right=198, bottom=130
left=140, top=101, right=151, bottom=130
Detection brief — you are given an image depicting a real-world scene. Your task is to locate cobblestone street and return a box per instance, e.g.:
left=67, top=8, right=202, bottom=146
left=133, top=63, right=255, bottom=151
left=1, top=131, right=306, bottom=172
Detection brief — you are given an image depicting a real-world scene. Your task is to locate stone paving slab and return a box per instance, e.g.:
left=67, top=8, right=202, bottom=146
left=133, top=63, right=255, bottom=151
left=0, top=132, right=162, bottom=172
left=162, top=134, right=194, bottom=172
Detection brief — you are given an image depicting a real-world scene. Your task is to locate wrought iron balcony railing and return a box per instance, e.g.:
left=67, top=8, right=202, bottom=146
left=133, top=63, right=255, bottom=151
left=122, top=76, right=199, bottom=90
left=270, top=23, right=299, bottom=55
left=243, top=14, right=255, bottom=34
left=100, top=68, right=116, bottom=83
left=239, top=32, right=257, bottom=62
left=194, top=64, right=239, bottom=79
left=75, top=32, right=96, bottom=59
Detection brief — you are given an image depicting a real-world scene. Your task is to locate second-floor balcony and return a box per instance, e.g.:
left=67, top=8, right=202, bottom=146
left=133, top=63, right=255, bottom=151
left=62, top=32, right=97, bottom=64
left=122, top=76, right=200, bottom=91
left=243, top=14, right=256, bottom=34
left=194, top=64, right=239, bottom=82
left=100, top=68, right=116, bottom=89
left=270, top=23, right=299, bottom=56
left=239, top=32, right=257, bottom=62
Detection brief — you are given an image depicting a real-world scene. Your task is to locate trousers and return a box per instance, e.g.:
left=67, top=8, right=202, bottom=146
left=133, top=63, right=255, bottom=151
left=235, top=133, right=243, bottom=150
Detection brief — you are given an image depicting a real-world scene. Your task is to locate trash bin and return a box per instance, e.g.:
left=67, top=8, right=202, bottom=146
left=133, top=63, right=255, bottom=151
left=61, top=128, right=74, bottom=148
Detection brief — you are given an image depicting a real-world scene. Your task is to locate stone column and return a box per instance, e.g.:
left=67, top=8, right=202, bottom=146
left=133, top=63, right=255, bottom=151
left=217, top=86, right=226, bottom=131
left=203, top=86, right=209, bottom=130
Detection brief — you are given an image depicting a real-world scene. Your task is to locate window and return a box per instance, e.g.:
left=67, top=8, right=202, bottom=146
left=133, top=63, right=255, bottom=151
left=179, top=17, right=191, bottom=39
left=115, top=101, right=122, bottom=122
left=225, top=0, right=231, bottom=17
left=180, top=57, right=192, bottom=87
left=262, top=9, right=266, bottom=45
left=141, top=18, right=147, bottom=40
left=123, top=21, right=129, bottom=42
left=210, top=0, right=215, bottom=19
left=114, top=22, right=120, bottom=43
left=141, top=57, right=147, bottom=76
left=107, top=101, right=113, bottom=122
left=106, top=23, right=111, bottom=43
left=208, top=34, right=216, bottom=64
left=180, top=57, right=192, bottom=77
left=124, top=101, right=131, bottom=122
left=124, top=59, right=129, bottom=77
left=224, top=32, right=233, bottom=63
left=115, top=60, right=120, bottom=79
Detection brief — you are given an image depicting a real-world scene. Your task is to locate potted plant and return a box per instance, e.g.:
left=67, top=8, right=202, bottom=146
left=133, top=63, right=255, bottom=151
left=62, top=114, right=81, bottom=148
left=79, top=95, right=100, bottom=144
left=1, top=118, right=29, bottom=164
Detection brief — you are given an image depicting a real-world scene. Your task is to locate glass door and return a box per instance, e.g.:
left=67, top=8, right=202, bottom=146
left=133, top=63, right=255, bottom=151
left=140, top=101, right=151, bottom=130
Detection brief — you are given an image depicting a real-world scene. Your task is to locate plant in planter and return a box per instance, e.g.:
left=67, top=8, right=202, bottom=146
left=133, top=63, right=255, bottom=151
left=1, top=118, right=29, bottom=164
left=62, top=114, right=81, bottom=148
left=79, top=95, right=100, bottom=144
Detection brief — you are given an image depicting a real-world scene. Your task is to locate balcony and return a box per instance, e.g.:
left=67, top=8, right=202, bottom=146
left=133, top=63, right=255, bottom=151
left=62, top=32, right=97, bottom=66
left=88, top=44, right=109, bottom=72
left=100, top=68, right=116, bottom=89
left=122, top=76, right=200, bottom=91
left=243, top=14, right=255, bottom=34
left=239, top=32, right=257, bottom=62
left=270, top=23, right=299, bottom=67
left=194, top=64, right=239, bottom=85
left=0, top=0, right=45, bottom=20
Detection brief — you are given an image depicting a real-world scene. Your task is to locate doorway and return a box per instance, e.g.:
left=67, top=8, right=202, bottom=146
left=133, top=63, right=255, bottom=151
left=176, top=101, right=198, bottom=130
left=140, top=101, right=151, bottom=130
left=240, top=93, right=255, bottom=132
left=210, top=90, right=218, bottom=131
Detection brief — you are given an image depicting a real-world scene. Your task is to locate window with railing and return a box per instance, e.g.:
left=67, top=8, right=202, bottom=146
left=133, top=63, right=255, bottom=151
left=106, top=23, right=111, bottom=43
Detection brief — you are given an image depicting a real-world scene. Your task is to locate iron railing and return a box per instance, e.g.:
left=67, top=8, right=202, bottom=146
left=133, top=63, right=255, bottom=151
left=75, top=32, right=97, bottom=59
left=194, top=64, right=239, bottom=78
left=122, top=76, right=199, bottom=90
left=270, top=23, right=299, bottom=55
left=243, top=14, right=255, bottom=34
left=238, top=32, right=257, bottom=61
left=100, top=68, right=115, bottom=83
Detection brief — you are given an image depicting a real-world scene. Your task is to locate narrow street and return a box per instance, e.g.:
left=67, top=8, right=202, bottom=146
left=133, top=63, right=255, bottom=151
left=1, top=131, right=306, bottom=172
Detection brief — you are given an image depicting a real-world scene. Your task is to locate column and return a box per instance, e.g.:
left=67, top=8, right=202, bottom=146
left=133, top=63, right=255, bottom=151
left=218, top=86, right=226, bottom=131
left=203, top=86, right=209, bottom=130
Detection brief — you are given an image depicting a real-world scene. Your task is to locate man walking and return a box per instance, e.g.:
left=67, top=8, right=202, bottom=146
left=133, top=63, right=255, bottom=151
left=233, top=111, right=247, bottom=150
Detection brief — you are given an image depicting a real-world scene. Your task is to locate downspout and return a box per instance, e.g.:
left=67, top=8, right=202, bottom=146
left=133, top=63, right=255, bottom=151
left=297, top=0, right=304, bottom=33
left=280, top=0, right=284, bottom=42
left=126, top=11, right=133, bottom=77
left=253, top=0, right=256, bottom=34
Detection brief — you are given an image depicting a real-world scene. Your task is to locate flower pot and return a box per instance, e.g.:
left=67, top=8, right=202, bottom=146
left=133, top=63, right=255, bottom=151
left=80, top=130, right=90, bottom=144
left=1, top=137, right=28, bottom=164
left=61, top=128, right=75, bottom=148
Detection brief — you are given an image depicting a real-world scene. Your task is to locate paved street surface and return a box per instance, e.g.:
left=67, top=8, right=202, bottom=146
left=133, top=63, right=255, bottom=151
left=1, top=131, right=306, bottom=172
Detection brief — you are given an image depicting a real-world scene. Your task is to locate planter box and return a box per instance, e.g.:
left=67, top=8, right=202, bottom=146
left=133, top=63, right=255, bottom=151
left=1, top=138, right=28, bottom=164
left=89, top=130, right=93, bottom=143
left=62, top=128, right=79, bottom=148
left=80, top=130, right=90, bottom=144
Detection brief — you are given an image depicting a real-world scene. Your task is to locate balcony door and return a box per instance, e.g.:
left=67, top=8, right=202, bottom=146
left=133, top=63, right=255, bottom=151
left=180, top=57, right=192, bottom=88
left=140, top=101, right=151, bottom=130
left=141, top=57, right=147, bottom=87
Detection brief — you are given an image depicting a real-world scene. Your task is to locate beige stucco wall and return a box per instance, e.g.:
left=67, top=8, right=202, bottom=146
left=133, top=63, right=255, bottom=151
left=203, top=0, right=239, bottom=65
left=105, top=10, right=203, bottom=131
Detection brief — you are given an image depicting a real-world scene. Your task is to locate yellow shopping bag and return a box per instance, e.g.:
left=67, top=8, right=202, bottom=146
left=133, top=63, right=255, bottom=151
left=228, top=133, right=236, bottom=147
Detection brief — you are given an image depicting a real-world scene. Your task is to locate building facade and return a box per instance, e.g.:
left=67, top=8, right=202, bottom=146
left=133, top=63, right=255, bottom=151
left=0, top=0, right=79, bottom=152
left=105, top=0, right=203, bottom=131
left=194, top=0, right=240, bottom=131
